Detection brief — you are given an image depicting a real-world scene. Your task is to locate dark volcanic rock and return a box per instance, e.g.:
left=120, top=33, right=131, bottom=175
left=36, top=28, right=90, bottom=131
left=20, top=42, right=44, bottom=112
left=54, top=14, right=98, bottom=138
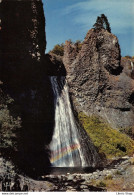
left=0, top=0, right=54, bottom=177
left=45, top=52, right=66, bottom=76
left=121, top=57, right=134, bottom=79
left=0, top=0, right=46, bottom=85
left=63, top=28, right=134, bottom=129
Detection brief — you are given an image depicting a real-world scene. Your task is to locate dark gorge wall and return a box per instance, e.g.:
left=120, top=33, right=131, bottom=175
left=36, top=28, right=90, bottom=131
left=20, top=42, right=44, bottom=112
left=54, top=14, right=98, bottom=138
left=0, top=0, right=46, bottom=84
left=0, top=0, right=54, bottom=177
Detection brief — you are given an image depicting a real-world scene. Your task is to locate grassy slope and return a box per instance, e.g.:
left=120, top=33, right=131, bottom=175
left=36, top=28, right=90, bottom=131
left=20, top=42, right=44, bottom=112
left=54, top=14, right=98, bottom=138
left=78, top=112, right=134, bottom=159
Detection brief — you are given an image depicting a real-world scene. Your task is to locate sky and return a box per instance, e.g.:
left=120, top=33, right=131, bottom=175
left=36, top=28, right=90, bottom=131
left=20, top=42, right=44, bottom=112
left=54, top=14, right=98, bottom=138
left=43, top=0, right=134, bottom=56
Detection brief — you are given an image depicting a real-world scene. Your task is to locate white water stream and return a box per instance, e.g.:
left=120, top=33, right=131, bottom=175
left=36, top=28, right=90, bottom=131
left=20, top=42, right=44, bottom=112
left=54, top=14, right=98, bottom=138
left=49, top=76, right=89, bottom=167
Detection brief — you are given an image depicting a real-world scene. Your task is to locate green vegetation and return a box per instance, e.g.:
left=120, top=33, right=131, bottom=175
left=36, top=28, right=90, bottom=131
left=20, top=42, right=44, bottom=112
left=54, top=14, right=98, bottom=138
left=125, top=55, right=132, bottom=59
left=123, top=56, right=134, bottom=61
left=50, top=43, right=64, bottom=56
left=67, top=39, right=83, bottom=51
left=78, top=112, right=134, bottom=159
left=119, top=127, right=134, bottom=139
left=115, top=170, right=122, bottom=175
left=129, top=157, right=134, bottom=165
left=93, top=14, right=111, bottom=33
left=96, top=181, right=106, bottom=188
left=75, top=40, right=82, bottom=51
left=0, top=86, right=21, bottom=149
left=124, top=55, right=134, bottom=59
left=50, top=40, right=82, bottom=56
left=105, top=175, right=113, bottom=180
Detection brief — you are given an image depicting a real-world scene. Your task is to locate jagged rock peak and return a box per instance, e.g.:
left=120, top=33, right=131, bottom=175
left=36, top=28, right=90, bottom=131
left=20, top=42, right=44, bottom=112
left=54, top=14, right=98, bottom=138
left=64, top=28, right=122, bottom=77
left=63, top=28, right=134, bottom=129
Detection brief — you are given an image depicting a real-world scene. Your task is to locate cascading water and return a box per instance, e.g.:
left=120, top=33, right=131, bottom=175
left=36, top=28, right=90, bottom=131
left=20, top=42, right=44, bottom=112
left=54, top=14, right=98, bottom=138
left=49, top=76, right=101, bottom=167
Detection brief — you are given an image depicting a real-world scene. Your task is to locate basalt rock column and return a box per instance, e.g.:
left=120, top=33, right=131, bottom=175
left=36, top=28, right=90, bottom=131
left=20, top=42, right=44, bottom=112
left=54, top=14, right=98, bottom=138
left=63, top=29, right=134, bottom=129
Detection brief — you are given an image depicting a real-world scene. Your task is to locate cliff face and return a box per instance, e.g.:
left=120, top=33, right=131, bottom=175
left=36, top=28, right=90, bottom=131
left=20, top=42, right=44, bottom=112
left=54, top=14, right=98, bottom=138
left=121, top=57, right=134, bottom=80
left=0, top=0, right=54, bottom=177
left=63, top=28, right=134, bottom=129
left=45, top=52, right=66, bottom=76
left=0, top=0, right=46, bottom=84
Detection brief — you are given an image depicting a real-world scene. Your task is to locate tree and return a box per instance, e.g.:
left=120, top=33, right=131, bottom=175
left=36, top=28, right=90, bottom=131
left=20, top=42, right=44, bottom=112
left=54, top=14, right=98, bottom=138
left=93, top=16, right=103, bottom=30
left=101, top=14, right=111, bottom=33
left=93, top=14, right=111, bottom=33
left=50, top=44, right=64, bottom=56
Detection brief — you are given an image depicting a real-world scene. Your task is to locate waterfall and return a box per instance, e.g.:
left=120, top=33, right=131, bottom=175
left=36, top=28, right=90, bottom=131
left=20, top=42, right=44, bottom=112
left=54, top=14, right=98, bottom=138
left=131, top=61, right=134, bottom=71
left=49, top=76, right=101, bottom=167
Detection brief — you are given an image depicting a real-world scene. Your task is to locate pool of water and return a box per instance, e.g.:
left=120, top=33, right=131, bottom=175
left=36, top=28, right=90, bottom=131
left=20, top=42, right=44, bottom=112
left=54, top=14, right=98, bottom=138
left=49, top=167, right=104, bottom=175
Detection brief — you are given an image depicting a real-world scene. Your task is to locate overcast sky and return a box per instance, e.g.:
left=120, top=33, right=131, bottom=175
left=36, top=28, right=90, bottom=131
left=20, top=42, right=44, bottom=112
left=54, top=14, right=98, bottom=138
left=43, top=0, right=134, bottom=56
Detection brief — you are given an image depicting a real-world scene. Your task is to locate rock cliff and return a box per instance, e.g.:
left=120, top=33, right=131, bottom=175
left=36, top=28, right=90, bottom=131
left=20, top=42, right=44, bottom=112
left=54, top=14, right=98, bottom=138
left=0, top=0, right=54, bottom=177
left=45, top=52, right=66, bottom=76
left=63, top=28, right=134, bottom=130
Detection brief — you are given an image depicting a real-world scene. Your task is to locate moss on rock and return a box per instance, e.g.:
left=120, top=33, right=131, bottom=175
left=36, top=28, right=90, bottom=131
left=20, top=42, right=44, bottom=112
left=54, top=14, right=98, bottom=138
left=78, top=112, right=134, bottom=159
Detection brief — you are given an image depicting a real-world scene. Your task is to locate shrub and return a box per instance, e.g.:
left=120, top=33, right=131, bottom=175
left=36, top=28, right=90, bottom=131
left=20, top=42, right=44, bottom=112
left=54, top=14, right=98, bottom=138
left=115, top=170, right=122, bottom=175
left=50, top=40, right=83, bottom=56
left=50, top=44, right=64, bottom=56
left=78, top=112, right=134, bottom=159
left=0, top=107, right=21, bottom=148
left=105, top=175, right=113, bottom=180
left=119, top=127, right=134, bottom=139
left=125, top=56, right=132, bottom=59
left=129, top=157, right=134, bottom=165
left=96, top=181, right=106, bottom=187
left=0, top=88, right=21, bottom=149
